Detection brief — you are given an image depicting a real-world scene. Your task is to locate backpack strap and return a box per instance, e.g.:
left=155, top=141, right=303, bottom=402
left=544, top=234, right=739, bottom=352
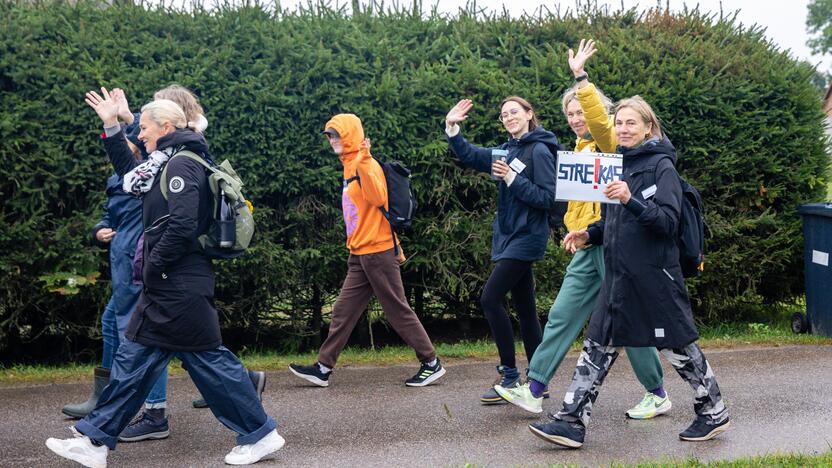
left=160, top=150, right=214, bottom=200
left=343, top=168, right=400, bottom=257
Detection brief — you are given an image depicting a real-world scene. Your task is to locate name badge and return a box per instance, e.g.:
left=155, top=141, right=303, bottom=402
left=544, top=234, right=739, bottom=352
left=509, top=158, right=526, bottom=174
left=641, top=184, right=657, bottom=199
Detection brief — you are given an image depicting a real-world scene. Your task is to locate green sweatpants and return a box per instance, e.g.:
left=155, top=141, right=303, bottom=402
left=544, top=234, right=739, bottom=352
left=527, top=246, right=663, bottom=391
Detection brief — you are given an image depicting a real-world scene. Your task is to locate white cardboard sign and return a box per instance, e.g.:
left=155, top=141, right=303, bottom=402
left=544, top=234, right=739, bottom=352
left=556, top=151, right=624, bottom=204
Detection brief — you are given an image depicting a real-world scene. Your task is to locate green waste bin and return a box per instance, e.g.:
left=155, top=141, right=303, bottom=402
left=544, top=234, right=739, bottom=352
left=795, top=203, right=832, bottom=336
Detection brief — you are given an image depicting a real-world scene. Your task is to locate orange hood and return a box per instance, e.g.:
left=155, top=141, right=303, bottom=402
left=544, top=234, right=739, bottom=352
left=325, top=114, right=365, bottom=165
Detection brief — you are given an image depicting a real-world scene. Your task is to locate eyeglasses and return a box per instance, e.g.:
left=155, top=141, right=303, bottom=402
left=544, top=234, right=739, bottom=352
left=498, top=108, right=525, bottom=122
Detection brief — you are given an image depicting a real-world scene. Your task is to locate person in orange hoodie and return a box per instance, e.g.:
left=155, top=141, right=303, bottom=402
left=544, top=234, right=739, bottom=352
left=289, top=114, right=445, bottom=387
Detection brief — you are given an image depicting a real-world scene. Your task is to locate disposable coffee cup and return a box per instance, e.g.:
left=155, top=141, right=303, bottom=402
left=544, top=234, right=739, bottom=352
left=491, top=149, right=508, bottom=180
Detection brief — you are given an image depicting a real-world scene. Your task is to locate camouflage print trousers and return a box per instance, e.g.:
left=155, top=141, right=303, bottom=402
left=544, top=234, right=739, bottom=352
left=554, top=339, right=728, bottom=428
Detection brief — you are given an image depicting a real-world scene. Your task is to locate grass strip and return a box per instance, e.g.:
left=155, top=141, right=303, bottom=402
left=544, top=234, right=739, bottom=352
left=2, top=322, right=830, bottom=386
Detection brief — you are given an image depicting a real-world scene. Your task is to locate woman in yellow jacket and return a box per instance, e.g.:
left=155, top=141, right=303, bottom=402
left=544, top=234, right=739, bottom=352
left=496, top=40, right=668, bottom=418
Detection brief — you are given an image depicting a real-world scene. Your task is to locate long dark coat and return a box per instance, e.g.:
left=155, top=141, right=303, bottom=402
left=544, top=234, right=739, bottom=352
left=586, top=136, right=699, bottom=348
left=103, top=129, right=220, bottom=352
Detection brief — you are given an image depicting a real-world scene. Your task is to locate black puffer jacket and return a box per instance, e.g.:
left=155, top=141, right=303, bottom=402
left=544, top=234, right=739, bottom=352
left=586, top=136, right=699, bottom=348
left=103, top=129, right=220, bottom=351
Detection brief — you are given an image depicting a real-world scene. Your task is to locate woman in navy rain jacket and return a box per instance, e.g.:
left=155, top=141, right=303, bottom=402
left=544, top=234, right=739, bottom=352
left=445, top=96, right=560, bottom=404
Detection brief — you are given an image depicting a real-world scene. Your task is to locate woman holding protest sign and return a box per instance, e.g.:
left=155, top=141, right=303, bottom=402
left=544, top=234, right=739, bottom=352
left=46, top=90, right=283, bottom=467
left=528, top=95, right=730, bottom=448
left=495, top=40, right=668, bottom=419
left=445, top=95, right=560, bottom=403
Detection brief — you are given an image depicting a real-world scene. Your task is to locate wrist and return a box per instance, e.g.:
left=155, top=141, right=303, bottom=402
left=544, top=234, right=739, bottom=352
left=102, top=118, right=118, bottom=128
left=574, top=72, right=588, bottom=82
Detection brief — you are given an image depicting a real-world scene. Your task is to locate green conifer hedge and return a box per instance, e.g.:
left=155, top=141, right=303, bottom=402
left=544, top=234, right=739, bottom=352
left=0, top=1, right=827, bottom=361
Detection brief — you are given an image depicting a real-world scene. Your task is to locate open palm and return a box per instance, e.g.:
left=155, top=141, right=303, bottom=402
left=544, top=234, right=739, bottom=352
left=568, top=39, right=597, bottom=76
left=85, top=87, right=120, bottom=126
left=446, top=99, right=473, bottom=126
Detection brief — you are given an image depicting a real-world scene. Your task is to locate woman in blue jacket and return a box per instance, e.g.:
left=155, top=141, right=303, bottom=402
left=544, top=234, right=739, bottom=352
left=445, top=96, right=559, bottom=403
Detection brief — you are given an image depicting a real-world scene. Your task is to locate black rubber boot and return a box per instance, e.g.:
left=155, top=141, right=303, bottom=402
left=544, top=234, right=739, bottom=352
left=62, top=367, right=110, bottom=419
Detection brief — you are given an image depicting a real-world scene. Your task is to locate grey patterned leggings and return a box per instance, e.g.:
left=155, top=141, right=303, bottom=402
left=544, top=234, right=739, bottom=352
left=554, top=339, right=728, bottom=428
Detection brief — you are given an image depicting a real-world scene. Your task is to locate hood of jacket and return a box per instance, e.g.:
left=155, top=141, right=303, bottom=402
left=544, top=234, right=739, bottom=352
left=509, top=126, right=561, bottom=155
left=619, top=135, right=677, bottom=164
left=325, top=114, right=365, bottom=165
left=156, top=128, right=211, bottom=157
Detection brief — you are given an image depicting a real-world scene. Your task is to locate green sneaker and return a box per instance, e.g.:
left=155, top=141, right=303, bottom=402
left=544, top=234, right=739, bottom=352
left=625, top=392, right=672, bottom=419
left=494, top=382, right=543, bottom=414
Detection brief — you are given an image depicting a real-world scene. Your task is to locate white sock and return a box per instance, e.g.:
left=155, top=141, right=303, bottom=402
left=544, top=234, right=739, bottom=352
left=317, top=362, right=332, bottom=374
left=427, top=358, right=438, bottom=367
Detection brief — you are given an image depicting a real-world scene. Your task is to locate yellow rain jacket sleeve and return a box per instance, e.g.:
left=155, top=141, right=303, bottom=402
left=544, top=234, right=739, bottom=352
left=563, top=82, right=617, bottom=233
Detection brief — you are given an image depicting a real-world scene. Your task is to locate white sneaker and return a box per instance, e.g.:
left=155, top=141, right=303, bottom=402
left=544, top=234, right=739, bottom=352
left=46, top=433, right=108, bottom=468
left=224, top=429, right=285, bottom=465
left=625, top=392, right=672, bottom=419
left=494, top=382, right=543, bottom=414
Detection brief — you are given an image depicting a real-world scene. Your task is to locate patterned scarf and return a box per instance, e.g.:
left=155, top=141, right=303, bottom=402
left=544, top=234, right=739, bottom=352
left=122, top=148, right=173, bottom=195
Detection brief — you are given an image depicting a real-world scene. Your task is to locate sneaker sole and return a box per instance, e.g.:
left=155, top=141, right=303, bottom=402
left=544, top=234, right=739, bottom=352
left=118, top=429, right=170, bottom=442
left=493, top=386, right=543, bottom=414
left=405, top=366, right=446, bottom=387
left=679, top=421, right=731, bottom=441
left=288, top=366, right=329, bottom=387
left=626, top=399, right=673, bottom=420
left=46, top=439, right=107, bottom=468
left=480, top=396, right=508, bottom=405
left=528, top=425, right=583, bottom=448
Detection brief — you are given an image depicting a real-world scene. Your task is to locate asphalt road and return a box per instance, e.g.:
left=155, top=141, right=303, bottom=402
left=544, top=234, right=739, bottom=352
left=2, top=345, right=831, bottom=467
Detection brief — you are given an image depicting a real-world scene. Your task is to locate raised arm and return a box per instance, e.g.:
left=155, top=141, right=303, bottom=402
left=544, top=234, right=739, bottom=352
left=445, top=99, right=494, bottom=174
left=569, top=39, right=616, bottom=153
left=86, top=87, right=140, bottom=176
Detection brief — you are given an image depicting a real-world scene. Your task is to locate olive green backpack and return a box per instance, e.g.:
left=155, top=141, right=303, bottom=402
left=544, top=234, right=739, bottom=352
left=160, top=150, right=254, bottom=259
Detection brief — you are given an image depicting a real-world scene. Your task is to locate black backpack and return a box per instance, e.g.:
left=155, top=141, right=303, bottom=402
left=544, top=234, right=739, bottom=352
left=647, top=156, right=705, bottom=278
left=345, top=157, right=417, bottom=256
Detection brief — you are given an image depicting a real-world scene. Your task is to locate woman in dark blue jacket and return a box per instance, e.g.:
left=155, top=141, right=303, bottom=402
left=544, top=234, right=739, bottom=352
left=60, top=159, right=144, bottom=419
left=530, top=96, right=729, bottom=448
left=46, top=91, right=282, bottom=467
left=445, top=96, right=559, bottom=403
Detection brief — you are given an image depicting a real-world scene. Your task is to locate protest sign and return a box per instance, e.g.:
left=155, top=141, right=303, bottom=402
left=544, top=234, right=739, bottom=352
left=555, top=151, right=623, bottom=204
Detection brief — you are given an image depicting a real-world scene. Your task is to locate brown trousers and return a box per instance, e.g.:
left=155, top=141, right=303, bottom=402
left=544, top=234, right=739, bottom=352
left=318, top=248, right=436, bottom=368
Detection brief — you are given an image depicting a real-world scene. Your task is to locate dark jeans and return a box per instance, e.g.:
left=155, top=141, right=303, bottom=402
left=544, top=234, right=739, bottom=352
left=76, top=339, right=276, bottom=449
left=480, top=258, right=542, bottom=369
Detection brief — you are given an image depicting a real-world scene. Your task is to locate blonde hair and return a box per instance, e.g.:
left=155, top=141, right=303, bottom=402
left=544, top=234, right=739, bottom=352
left=500, top=96, right=539, bottom=131
left=140, top=99, right=187, bottom=130
left=154, top=84, right=206, bottom=132
left=561, top=84, right=613, bottom=116
left=614, top=95, right=663, bottom=139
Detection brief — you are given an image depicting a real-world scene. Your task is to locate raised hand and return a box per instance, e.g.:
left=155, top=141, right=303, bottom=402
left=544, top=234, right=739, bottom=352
left=446, top=99, right=473, bottom=127
left=568, top=38, right=597, bottom=77
left=84, top=87, right=120, bottom=127
left=110, top=88, right=134, bottom=125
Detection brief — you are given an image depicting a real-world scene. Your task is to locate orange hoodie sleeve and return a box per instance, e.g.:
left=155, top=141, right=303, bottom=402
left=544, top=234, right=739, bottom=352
left=355, top=146, right=388, bottom=208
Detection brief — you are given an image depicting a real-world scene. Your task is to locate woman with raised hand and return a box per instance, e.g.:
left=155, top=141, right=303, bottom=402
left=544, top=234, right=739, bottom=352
left=496, top=40, right=669, bottom=420
left=45, top=89, right=282, bottom=467
left=445, top=95, right=560, bottom=404
left=529, top=95, right=729, bottom=448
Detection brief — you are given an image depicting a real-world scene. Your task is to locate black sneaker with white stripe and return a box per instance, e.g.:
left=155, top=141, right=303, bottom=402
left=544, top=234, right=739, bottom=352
left=288, top=363, right=331, bottom=387
left=405, top=359, right=446, bottom=387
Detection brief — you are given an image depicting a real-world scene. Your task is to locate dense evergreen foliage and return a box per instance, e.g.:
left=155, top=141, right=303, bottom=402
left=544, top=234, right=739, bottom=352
left=1, top=1, right=828, bottom=362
